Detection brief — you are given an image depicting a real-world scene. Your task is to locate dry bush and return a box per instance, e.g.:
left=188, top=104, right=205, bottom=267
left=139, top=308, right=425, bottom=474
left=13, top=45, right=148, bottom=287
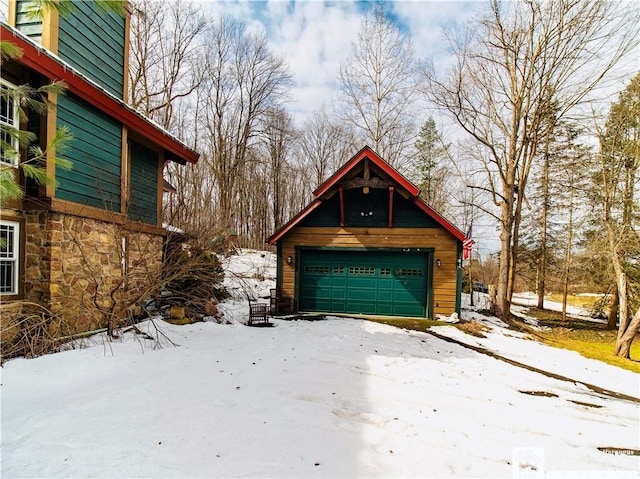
left=1, top=302, right=78, bottom=362
left=455, top=320, right=490, bottom=338
left=158, top=242, right=229, bottom=320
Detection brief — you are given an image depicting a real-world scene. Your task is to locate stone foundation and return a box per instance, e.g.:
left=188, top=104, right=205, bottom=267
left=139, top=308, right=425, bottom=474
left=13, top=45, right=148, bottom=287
left=23, top=211, right=164, bottom=333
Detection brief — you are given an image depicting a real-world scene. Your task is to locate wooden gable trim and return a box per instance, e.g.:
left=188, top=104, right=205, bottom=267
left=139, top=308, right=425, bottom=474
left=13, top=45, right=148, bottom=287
left=267, top=199, right=323, bottom=245
left=313, top=146, right=420, bottom=198
left=1, top=23, right=199, bottom=165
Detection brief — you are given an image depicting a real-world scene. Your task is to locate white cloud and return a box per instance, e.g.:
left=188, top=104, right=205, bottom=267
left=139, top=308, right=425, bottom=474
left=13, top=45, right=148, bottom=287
left=195, top=1, right=483, bottom=126
left=263, top=1, right=363, bottom=124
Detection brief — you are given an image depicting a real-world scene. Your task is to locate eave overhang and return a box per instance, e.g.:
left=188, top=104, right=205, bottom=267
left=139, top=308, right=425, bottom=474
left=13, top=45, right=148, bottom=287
left=1, top=23, right=199, bottom=165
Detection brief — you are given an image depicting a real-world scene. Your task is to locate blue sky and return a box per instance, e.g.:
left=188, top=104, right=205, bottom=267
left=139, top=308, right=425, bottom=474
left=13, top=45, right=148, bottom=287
left=197, top=0, right=482, bottom=124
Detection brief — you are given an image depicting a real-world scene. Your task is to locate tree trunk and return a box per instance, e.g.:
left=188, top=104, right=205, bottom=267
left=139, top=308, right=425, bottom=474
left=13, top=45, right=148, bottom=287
left=561, top=182, right=575, bottom=321
left=537, top=152, right=550, bottom=310
left=607, top=287, right=618, bottom=330
left=615, top=272, right=630, bottom=340
left=614, top=306, right=640, bottom=359
left=496, top=198, right=514, bottom=318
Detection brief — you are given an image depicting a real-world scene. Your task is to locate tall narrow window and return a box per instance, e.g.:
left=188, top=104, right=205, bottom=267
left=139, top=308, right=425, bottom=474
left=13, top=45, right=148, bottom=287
left=0, top=220, right=20, bottom=295
left=1, top=79, right=20, bottom=167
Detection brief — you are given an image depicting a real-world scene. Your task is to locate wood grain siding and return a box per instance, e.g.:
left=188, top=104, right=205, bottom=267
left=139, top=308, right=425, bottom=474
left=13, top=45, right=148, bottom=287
left=14, top=0, right=43, bottom=42
left=281, top=226, right=459, bottom=318
left=57, top=0, right=125, bottom=99
left=129, top=141, right=159, bottom=225
left=56, top=94, right=122, bottom=211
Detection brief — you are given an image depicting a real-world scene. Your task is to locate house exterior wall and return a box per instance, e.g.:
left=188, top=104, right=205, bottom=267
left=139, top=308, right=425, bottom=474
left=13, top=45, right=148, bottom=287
left=55, top=93, right=123, bottom=211
left=57, top=0, right=126, bottom=98
left=22, top=210, right=163, bottom=333
left=280, top=226, right=459, bottom=318
left=129, top=140, right=160, bottom=225
left=14, top=0, right=42, bottom=42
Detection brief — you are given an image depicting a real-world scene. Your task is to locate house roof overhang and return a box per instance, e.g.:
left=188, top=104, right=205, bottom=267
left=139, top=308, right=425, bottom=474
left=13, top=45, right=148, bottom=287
left=1, top=23, right=199, bottom=165
left=268, top=146, right=465, bottom=245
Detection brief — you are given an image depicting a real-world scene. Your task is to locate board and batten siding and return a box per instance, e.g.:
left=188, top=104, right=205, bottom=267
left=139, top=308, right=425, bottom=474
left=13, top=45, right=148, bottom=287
left=14, top=0, right=43, bottom=42
left=55, top=93, right=122, bottom=211
left=129, top=141, right=159, bottom=225
left=281, top=226, right=459, bottom=318
left=57, top=0, right=125, bottom=99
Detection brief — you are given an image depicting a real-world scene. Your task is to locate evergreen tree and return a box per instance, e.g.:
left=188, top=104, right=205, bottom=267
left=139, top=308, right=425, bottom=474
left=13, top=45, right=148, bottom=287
left=413, top=117, right=450, bottom=213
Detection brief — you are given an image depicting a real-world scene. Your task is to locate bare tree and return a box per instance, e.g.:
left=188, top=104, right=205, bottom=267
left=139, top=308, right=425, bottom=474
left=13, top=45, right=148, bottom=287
left=198, top=16, right=292, bottom=236
left=423, top=0, right=639, bottom=317
left=259, top=107, right=296, bottom=230
left=128, top=0, right=206, bottom=129
left=299, top=107, right=358, bottom=188
left=338, top=5, right=417, bottom=169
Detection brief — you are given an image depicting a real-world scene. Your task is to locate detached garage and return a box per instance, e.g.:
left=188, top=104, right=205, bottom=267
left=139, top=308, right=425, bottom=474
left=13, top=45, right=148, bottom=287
left=268, top=146, right=465, bottom=319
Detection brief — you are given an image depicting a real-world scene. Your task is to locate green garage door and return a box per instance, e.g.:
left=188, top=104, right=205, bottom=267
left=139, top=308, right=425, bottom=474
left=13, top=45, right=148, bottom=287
left=299, top=250, right=429, bottom=317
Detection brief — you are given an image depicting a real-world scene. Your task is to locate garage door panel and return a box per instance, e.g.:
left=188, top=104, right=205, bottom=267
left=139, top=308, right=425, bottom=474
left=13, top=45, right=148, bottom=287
left=348, top=289, right=376, bottom=301
left=299, top=250, right=428, bottom=317
left=378, top=290, right=393, bottom=301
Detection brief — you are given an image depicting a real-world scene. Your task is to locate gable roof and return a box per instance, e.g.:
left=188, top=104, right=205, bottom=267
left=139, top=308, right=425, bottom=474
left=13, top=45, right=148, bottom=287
left=268, top=146, right=465, bottom=245
left=313, top=146, right=420, bottom=198
left=1, top=22, right=199, bottom=165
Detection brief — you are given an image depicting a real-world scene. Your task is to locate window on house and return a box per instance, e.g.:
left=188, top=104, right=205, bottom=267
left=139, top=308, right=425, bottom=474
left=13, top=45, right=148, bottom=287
left=0, top=221, right=20, bottom=295
left=1, top=79, right=20, bottom=167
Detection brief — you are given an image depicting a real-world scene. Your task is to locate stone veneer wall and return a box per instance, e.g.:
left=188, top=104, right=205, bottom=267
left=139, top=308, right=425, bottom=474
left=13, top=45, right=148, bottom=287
left=24, top=211, right=164, bottom=333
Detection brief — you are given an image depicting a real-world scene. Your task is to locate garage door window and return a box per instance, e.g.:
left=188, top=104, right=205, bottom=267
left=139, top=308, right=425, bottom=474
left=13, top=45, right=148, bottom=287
left=349, top=266, right=375, bottom=275
left=396, top=268, right=424, bottom=277
left=333, top=266, right=344, bottom=274
left=380, top=268, right=391, bottom=276
left=304, top=265, right=329, bottom=275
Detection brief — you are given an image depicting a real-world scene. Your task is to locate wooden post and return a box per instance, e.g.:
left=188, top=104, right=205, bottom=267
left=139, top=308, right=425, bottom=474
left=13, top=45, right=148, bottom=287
left=339, top=186, right=345, bottom=227
left=388, top=186, right=394, bottom=228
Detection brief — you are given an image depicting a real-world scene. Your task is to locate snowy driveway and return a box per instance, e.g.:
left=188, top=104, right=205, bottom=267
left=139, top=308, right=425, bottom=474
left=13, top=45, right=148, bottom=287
left=1, top=318, right=638, bottom=478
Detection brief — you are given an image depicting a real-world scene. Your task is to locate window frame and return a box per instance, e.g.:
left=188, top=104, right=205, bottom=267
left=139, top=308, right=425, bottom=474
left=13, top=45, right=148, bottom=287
left=0, top=78, right=21, bottom=168
left=0, top=220, right=21, bottom=296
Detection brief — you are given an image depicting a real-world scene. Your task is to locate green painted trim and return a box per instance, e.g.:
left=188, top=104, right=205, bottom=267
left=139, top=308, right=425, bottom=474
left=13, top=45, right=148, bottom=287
left=426, top=253, right=434, bottom=319
left=294, top=245, right=302, bottom=313
left=276, top=243, right=282, bottom=290
left=455, top=242, right=462, bottom=314
left=455, top=266, right=462, bottom=313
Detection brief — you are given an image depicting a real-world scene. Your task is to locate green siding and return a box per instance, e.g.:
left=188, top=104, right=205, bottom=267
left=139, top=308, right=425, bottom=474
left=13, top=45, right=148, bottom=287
left=299, top=189, right=440, bottom=228
left=129, top=141, right=158, bottom=225
left=57, top=0, right=125, bottom=98
left=393, top=195, right=440, bottom=227
left=56, top=93, right=122, bottom=211
left=15, top=0, right=43, bottom=42
left=299, top=249, right=430, bottom=318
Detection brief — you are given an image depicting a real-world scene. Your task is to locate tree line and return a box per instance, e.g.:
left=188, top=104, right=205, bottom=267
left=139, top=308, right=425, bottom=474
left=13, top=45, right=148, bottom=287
left=3, top=0, right=637, bottom=357
left=125, top=0, right=639, bottom=357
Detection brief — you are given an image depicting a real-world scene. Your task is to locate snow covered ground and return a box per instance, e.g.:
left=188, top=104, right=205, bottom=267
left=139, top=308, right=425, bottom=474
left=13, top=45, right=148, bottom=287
left=1, top=251, right=639, bottom=478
